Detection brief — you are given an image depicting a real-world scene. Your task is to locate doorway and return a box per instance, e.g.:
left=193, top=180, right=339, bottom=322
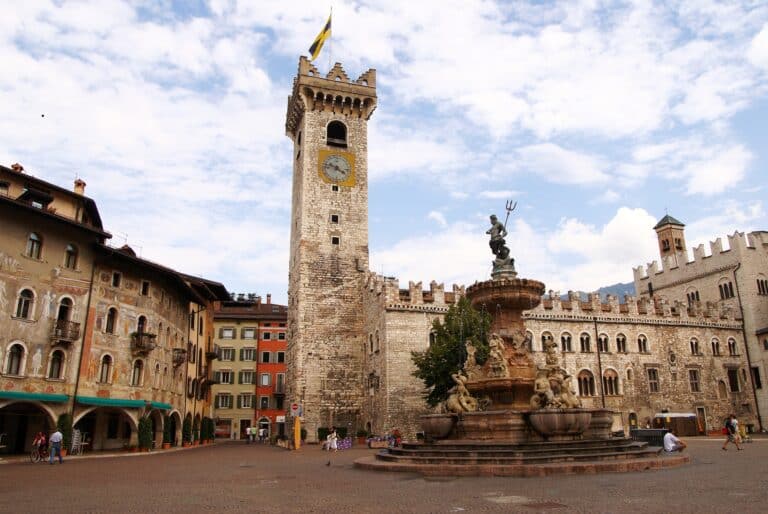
left=239, top=419, right=251, bottom=440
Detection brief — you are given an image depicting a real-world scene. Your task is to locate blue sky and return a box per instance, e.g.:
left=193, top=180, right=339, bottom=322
left=2, top=1, right=767, bottom=304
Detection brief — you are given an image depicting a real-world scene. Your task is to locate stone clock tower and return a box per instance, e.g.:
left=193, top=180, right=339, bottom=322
left=285, top=56, right=377, bottom=441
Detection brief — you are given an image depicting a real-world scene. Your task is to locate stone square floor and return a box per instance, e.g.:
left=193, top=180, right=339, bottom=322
left=0, top=437, right=766, bottom=513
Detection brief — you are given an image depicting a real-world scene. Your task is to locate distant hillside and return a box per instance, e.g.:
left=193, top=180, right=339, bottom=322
left=559, top=281, right=635, bottom=303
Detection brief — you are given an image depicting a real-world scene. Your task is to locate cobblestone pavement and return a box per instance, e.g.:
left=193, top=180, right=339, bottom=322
left=1, top=438, right=766, bottom=513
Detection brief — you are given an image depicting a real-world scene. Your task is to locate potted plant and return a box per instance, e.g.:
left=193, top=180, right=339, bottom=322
left=162, top=415, right=171, bottom=449
left=138, top=416, right=153, bottom=451
left=182, top=417, right=192, bottom=447
left=356, top=429, right=368, bottom=446
left=57, top=413, right=73, bottom=457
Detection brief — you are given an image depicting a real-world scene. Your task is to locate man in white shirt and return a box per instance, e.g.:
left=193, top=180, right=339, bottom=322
left=49, top=429, right=64, bottom=464
left=663, top=429, right=687, bottom=453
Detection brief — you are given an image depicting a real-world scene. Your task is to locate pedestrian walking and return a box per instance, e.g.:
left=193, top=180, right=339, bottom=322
left=327, top=426, right=338, bottom=452
left=722, top=414, right=743, bottom=451
left=49, top=429, right=64, bottom=464
left=258, top=427, right=267, bottom=444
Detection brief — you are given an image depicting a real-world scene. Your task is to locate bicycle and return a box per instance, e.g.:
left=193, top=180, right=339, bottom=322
left=30, top=445, right=48, bottom=463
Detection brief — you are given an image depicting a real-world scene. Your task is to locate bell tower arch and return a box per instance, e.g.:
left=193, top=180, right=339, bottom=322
left=285, top=57, right=377, bottom=441
left=654, top=214, right=687, bottom=268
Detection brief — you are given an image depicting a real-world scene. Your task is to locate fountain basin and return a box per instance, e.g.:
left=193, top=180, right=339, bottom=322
left=528, top=409, right=592, bottom=440
left=420, top=414, right=457, bottom=440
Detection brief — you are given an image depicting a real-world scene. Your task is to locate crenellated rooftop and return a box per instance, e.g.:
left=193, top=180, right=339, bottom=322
left=633, top=230, right=768, bottom=282
left=285, top=56, right=377, bottom=135
left=364, top=272, right=463, bottom=313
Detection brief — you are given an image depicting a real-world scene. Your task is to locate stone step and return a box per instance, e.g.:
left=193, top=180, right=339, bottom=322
left=354, top=453, right=689, bottom=477
left=402, top=437, right=642, bottom=452
left=376, top=447, right=661, bottom=465
left=393, top=440, right=647, bottom=457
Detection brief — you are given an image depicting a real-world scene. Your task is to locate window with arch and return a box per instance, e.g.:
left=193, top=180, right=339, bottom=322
left=597, top=334, right=609, bottom=353
left=637, top=335, right=649, bottom=353
left=99, top=355, right=112, bottom=383
left=661, top=239, right=670, bottom=251
left=717, top=379, right=728, bottom=398
left=686, top=289, right=700, bottom=306
left=48, top=349, right=64, bottom=379
left=375, top=331, right=380, bottom=352
left=26, top=232, right=42, bottom=259
left=577, top=370, right=596, bottom=396
left=105, top=308, right=117, bottom=334
left=15, top=289, right=34, bottom=319
left=579, top=333, right=591, bottom=353
left=560, top=333, right=572, bottom=352
left=131, top=360, right=144, bottom=386
left=153, top=363, right=161, bottom=388
left=757, top=278, right=768, bottom=296
left=541, top=332, right=554, bottom=352
left=727, top=338, right=738, bottom=356
left=57, top=297, right=72, bottom=321
left=711, top=338, right=721, bottom=356
left=428, top=331, right=436, bottom=347
left=690, top=338, right=700, bottom=355
left=626, top=368, right=633, bottom=381
left=326, top=120, right=347, bottom=147
left=137, top=315, right=147, bottom=334
left=369, top=334, right=374, bottom=353
left=616, top=334, right=627, bottom=353
left=64, top=244, right=78, bottom=269
left=603, top=369, right=620, bottom=395
left=5, top=343, right=25, bottom=375
left=163, top=366, right=168, bottom=389
left=718, top=280, right=735, bottom=300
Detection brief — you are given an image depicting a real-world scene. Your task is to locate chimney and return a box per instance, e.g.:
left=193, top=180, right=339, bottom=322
left=74, top=178, right=86, bottom=195
left=10, top=163, right=24, bottom=173
left=266, top=294, right=271, bottom=304
left=256, top=296, right=261, bottom=306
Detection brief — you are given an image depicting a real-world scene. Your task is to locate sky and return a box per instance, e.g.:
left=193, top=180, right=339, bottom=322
left=2, top=0, right=767, bottom=305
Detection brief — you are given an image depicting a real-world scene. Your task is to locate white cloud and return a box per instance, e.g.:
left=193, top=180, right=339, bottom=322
left=748, top=24, right=768, bottom=69
left=479, top=190, right=521, bottom=199
left=427, top=211, right=447, bottom=227
left=512, top=143, right=608, bottom=185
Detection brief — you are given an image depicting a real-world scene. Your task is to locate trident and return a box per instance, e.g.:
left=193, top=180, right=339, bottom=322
left=503, top=199, right=517, bottom=230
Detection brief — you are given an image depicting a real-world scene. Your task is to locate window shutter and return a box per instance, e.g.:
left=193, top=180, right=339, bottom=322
left=240, top=348, right=244, bottom=361
left=237, top=395, right=242, bottom=409
left=238, top=371, right=243, bottom=384
left=214, top=371, right=221, bottom=383
left=215, top=395, right=220, bottom=408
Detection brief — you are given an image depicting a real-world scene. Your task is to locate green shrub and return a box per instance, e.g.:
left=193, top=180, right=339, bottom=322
left=318, top=427, right=329, bottom=442
left=192, top=417, right=200, bottom=441
left=57, top=413, right=73, bottom=452
left=163, top=416, right=171, bottom=444
left=356, top=428, right=368, bottom=438
left=182, top=417, right=192, bottom=443
left=138, top=416, right=153, bottom=449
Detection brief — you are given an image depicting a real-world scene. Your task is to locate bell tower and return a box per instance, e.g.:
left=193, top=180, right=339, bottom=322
left=654, top=214, right=687, bottom=268
left=285, top=57, right=377, bottom=441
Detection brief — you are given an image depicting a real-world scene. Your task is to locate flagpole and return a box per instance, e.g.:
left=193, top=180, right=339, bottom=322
left=328, top=6, right=332, bottom=70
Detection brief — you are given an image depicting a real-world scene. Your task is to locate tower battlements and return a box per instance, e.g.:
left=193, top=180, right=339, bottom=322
left=531, top=290, right=741, bottom=326
left=633, top=230, right=766, bottom=282
left=285, top=56, right=377, bottom=136
left=364, top=272, right=463, bottom=312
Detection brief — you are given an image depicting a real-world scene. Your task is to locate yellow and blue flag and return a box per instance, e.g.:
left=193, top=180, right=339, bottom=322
left=308, top=14, right=331, bottom=61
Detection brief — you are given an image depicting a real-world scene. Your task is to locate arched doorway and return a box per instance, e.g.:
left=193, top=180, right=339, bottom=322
left=628, top=412, right=638, bottom=429
left=258, top=416, right=271, bottom=440
left=148, top=409, right=164, bottom=449
left=74, top=407, right=136, bottom=451
left=0, top=402, right=56, bottom=454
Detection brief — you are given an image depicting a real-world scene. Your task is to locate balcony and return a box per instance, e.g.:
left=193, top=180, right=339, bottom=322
left=172, top=348, right=187, bottom=367
left=50, top=319, right=81, bottom=345
left=131, top=332, right=157, bottom=354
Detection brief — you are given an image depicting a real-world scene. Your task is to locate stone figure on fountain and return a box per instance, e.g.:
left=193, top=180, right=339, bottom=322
left=486, top=214, right=516, bottom=276
left=463, top=340, right=481, bottom=380
left=444, top=371, right=479, bottom=413
left=486, top=333, right=509, bottom=378
left=530, top=335, right=583, bottom=410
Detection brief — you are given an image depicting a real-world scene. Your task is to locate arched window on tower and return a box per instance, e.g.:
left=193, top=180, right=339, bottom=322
left=560, top=333, right=572, bottom=352
left=326, top=121, right=347, bottom=147
left=106, top=308, right=117, bottom=334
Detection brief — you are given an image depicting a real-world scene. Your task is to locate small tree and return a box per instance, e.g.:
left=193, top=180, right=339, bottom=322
left=163, top=416, right=171, bottom=444
left=182, top=417, right=192, bottom=444
left=138, top=416, right=153, bottom=450
left=411, top=296, right=491, bottom=406
left=57, top=413, right=73, bottom=452
left=192, top=417, right=200, bottom=442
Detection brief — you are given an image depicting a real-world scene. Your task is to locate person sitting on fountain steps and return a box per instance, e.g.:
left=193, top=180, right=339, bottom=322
left=663, top=429, right=687, bottom=453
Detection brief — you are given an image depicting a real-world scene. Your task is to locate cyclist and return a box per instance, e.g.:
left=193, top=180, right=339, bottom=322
left=32, top=431, right=47, bottom=452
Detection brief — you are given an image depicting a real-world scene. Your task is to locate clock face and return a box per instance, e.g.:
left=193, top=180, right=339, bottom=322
left=322, top=154, right=351, bottom=182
